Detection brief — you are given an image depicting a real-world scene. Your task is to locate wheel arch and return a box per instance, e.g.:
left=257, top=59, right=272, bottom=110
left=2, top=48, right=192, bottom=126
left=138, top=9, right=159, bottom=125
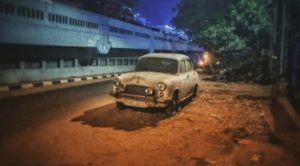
left=172, top=89, right=180, bottom=101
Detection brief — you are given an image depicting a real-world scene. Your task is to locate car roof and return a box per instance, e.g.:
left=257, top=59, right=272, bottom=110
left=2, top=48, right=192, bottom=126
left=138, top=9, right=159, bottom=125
left=139, top=53, right=190, bottom=61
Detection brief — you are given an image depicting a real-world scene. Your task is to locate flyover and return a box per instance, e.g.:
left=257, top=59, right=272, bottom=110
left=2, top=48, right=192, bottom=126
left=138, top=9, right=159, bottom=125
left=0, top=0, right=203, bottom=84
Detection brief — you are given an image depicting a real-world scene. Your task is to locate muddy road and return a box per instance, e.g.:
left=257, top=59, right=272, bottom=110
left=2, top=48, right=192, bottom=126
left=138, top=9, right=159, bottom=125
left=0, top=77, right=299, bottom=166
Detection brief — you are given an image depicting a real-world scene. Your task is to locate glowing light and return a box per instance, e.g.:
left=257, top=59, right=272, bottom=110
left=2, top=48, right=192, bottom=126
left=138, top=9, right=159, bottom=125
left=199, top=60, right=204, bottom=66
left=199, top=51, right=213, bottom=66
left=203, top=51, right=211, bottom=64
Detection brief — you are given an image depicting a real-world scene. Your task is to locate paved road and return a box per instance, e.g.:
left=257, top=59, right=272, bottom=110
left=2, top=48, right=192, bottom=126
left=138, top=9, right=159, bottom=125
left=0, top=80, right=115, bottom=141
left=0, top=79, right=172, bottom=165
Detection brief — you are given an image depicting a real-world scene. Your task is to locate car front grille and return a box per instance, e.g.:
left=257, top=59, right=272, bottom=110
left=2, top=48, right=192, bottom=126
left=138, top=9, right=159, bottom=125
left=124, top=85, right=148, bottom=96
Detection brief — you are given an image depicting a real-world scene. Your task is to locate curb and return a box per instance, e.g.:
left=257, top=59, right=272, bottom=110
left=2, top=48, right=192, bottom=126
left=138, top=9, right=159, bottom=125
left=0, top=72, right=123, bottom=92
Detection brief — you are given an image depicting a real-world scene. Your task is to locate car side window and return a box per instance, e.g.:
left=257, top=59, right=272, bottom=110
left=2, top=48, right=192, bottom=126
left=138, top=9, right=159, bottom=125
left=190, top=60, right=194, bottom=69
left=180, top=60, right=186, bottom=73
left=186, top=59, right=193, bottom=72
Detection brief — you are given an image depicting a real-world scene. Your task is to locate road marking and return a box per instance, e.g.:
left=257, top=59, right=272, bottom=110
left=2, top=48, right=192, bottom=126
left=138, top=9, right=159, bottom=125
left=60, top=79, right=68, bottom=84
left=86, top=77, right=93, bottom=80
left=21, top=83, right=34, bottom=89
left=42, top=81, right=53, bottom=86
left=74, top=78, right=82, bottom=82
left=0, top=86, right=9, bottom=92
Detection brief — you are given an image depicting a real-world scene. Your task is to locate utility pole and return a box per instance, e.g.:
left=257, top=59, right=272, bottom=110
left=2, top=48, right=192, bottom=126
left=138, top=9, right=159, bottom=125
left=279, top=0, right=287, bottom=75
left=271, top=0, right=289, bottom=100
left=270, top=0, right=279, bottom=99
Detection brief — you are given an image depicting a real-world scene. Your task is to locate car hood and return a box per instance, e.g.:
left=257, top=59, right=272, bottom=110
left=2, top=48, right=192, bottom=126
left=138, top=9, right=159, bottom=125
left=118, top=71, right=174, bottom=87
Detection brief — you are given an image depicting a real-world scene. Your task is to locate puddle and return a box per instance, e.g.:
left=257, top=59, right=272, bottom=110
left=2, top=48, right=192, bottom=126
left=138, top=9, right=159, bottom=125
left=71, top=103, right=170, bottom=131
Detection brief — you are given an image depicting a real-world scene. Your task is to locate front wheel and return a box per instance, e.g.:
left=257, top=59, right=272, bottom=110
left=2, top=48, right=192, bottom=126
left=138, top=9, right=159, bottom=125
left=166, top=95, right=178, bottom=116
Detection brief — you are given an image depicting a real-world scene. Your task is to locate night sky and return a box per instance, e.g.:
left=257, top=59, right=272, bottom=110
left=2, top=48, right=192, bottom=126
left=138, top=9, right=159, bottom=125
left=136, top=0, right=180, bottom=26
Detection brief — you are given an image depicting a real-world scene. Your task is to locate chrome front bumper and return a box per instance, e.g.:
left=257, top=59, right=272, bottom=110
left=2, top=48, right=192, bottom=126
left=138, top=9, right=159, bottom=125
left=115, top=93, right=170, bottom=108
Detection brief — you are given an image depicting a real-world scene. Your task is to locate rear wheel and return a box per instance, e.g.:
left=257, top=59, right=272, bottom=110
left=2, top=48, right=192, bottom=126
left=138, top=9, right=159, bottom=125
left=166, top=93, right=179, bottom=116
left=116, top=102, right=125, bottom=110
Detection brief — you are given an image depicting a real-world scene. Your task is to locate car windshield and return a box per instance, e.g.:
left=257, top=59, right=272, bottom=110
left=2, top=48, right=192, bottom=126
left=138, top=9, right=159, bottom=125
left=135, top=57, right=178, bottom=74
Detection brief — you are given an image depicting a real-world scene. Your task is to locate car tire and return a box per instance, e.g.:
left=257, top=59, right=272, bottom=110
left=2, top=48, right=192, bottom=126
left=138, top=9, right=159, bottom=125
left=193, top=85, right=198, bottom=97
left=116, top=102, right=125, bottom=110
left=166, top=94, right=178, bottom=116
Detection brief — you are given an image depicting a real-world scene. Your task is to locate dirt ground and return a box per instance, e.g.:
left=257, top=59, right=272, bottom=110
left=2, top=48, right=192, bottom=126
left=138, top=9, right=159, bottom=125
left=0, top=77, right=299, bottom=166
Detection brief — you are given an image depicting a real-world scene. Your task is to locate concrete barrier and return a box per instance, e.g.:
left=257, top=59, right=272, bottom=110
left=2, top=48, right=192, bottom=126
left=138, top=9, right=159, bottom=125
left=0, top=72, right=126, bottom=93
left=0, top=86, right=9, bottom=92
left=21, top=83, right=34, bottom=89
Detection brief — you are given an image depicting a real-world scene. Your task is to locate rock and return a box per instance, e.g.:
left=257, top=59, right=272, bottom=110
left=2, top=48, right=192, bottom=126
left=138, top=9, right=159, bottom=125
left=210, top=114, right=217, bottom=118
left=187, top=117, right=194, bottom=122
left=252, top=154, right=261, bottom=162
left=223, top=127, right=231, bottom=134
left=238, top=139, right=253, bottom=145
left=233, top=128, right=249, bottom=139
left=191, top=157, right=214, bottom=166
left=209, top=114, right=223, bottom=123
left=259, top=113, right=264, bottom=118
left=209, top=114, right=222, bottom=119
left=194, top=128, right=201, bottom=132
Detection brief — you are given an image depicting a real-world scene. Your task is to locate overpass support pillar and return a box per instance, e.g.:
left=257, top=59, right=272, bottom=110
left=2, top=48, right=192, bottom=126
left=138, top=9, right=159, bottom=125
left=59, top=60, right=64, bottom=69
left=19, top=61, right=25, bottom=70
left=97, top=58, right=101, bottom=66
left=74, top=59, right=79, bottom=67
left=42, top=60, right=47, bottom=70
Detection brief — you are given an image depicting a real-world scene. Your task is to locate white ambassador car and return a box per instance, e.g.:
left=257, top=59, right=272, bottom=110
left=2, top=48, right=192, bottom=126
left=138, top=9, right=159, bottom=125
left=112, top=53, right=199, bottom=115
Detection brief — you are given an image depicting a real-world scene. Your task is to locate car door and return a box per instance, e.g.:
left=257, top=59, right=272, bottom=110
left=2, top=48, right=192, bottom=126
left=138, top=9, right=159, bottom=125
left=185, top=59, right=197, bottom=94
left=178, top=59, right=189, bottom=98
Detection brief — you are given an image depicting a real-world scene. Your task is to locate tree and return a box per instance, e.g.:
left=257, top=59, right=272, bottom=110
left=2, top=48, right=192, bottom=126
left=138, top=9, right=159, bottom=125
left=173, top=0, right=272, bottom=54
left=229, top=0, right=272, bottom=52
left=173, top=0, right=234, bottom=35
left=196, top=20, right=247, bottom=53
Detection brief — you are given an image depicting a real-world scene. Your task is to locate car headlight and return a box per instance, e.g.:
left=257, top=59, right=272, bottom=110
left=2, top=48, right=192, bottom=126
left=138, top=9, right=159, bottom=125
left=145, top=88, right=154, bottom=96
left=156, top=82, right=166, bottom=91
left=119, top=83, right=126, bottom=91
left=114, top=79, right=121, bottom=86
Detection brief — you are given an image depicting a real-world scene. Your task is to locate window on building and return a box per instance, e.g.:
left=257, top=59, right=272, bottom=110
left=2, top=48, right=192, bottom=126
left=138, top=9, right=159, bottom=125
left=129, top=59, right=134, bottom=65
left=100, top=59, right=107, bottom=66
left=109, top=59, right=115, bottom=66
left=123, top=59, right=128, bottom=66
left=109, top=26, right=118, bottom=33
left=117, top=59, right=122, bottom=66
